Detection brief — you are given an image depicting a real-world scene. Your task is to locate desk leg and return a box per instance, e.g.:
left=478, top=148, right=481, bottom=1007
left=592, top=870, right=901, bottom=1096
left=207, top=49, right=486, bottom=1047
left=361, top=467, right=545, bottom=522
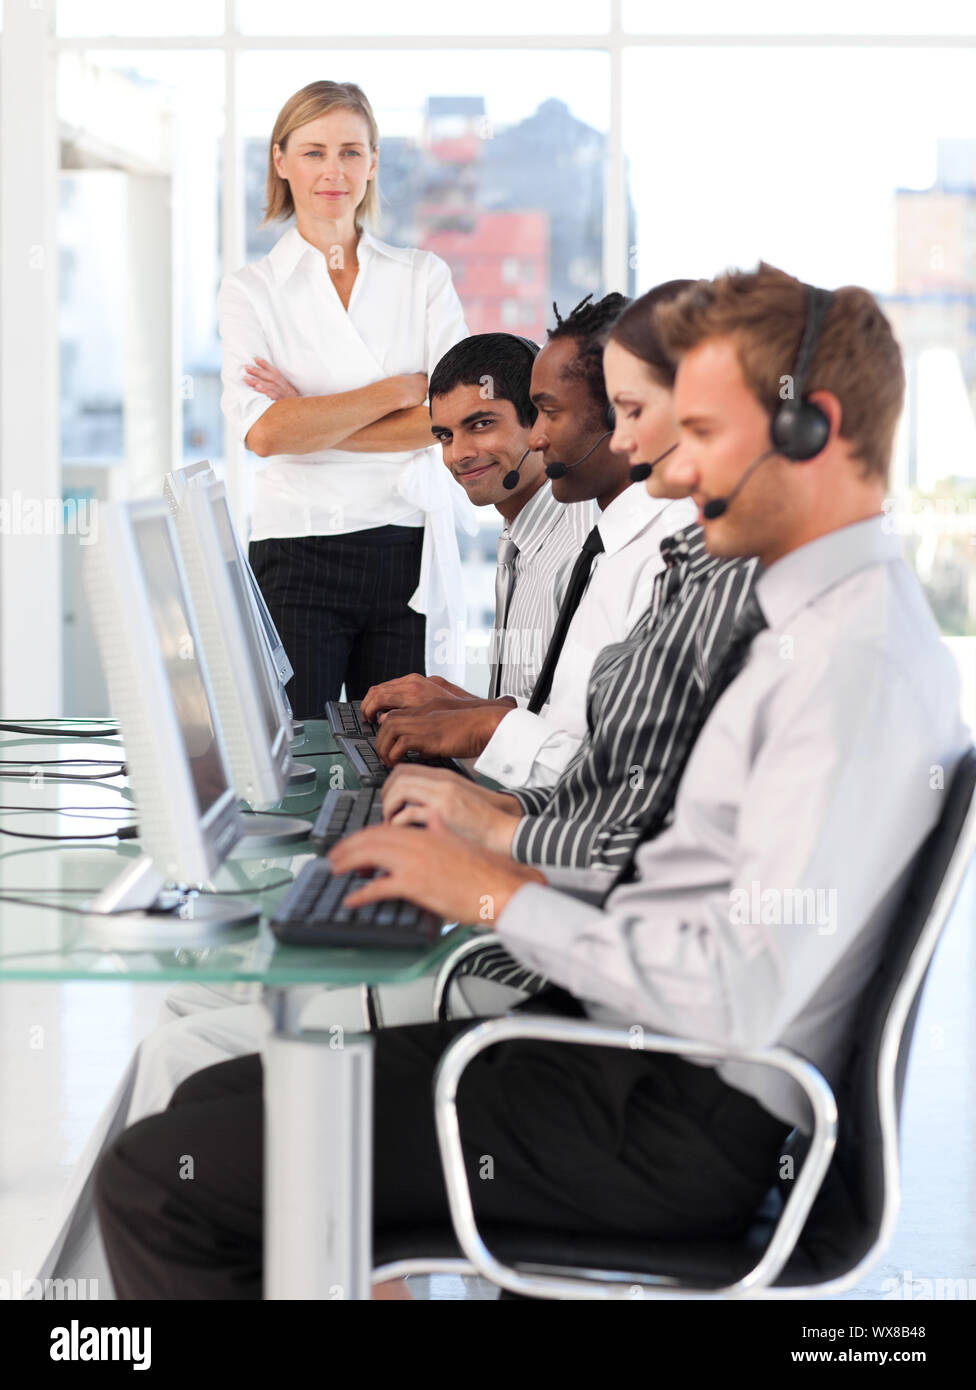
left=263, top=1002, right=373, bottom=1301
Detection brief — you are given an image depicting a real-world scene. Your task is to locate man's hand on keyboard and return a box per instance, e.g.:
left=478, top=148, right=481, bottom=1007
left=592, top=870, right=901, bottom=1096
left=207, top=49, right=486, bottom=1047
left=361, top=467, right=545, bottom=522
left=376, top=696, right=501, bottom=722
left=328, top=816, right=546, bottom=926
left=361, top=673, right=476, bottom=721
left=381, top=764, right=522, bottom=853
left=374, top=703, right=511, bottom=764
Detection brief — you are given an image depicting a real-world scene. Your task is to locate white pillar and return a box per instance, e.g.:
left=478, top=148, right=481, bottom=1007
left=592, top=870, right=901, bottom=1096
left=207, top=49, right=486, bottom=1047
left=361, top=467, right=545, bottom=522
left=124, top=172, right=179, bottom=499
left=222, top=24, right=247, bottom=538
left=603, top=0, right=628, bottom=295
left=1, top=2, right=61, bottom=714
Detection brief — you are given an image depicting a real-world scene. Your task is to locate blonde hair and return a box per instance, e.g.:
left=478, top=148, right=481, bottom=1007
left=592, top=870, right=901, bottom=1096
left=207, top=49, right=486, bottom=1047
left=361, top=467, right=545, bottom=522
left=264, top=81, right=380, bottom=228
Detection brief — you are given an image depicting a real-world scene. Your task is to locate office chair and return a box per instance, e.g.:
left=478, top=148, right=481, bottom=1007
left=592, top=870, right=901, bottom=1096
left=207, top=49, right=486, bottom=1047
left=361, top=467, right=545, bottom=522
left=372, top=746, right=976, bottom=1299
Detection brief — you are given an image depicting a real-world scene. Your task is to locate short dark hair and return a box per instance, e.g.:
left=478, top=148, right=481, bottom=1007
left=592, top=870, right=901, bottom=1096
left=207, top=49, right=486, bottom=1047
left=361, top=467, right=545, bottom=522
left=547, top=291, right=631, bottom=423
left=608, top=280, right=699, bottom=387
left=429, top=333, right=539, bottom=428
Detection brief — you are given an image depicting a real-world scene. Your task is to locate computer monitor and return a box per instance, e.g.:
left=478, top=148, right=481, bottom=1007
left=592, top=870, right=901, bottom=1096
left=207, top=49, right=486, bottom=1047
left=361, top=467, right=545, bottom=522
left=164, top=462, right=294, bottom=688
left=169, top=479, right=310, bottom=848
left=176, top=479, right=293, bottom=802
left=162, top=458, right=214, bottom=513
left=244, top=554, right=294, bottom=687
left=83, top=499, right=258, bottom=934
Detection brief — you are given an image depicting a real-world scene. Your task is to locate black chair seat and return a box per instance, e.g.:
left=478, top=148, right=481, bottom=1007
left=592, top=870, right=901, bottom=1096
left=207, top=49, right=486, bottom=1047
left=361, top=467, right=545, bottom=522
left=373, top=1173, right=872, bottom=1289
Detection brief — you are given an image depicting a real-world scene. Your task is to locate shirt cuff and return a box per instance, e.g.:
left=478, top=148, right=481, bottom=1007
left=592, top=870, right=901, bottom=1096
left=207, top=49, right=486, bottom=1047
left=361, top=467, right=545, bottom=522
left=496, top=881, right=608, bottom=986
left=473, top=707, right=552, bottom=787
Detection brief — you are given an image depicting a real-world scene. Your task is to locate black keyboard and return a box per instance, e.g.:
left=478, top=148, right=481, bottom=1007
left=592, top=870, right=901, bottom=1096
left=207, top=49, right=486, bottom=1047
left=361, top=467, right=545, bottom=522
left=270, top=857, right=442, bottom=949
left=309, top=787, right=383, bottom=852
left=335, top=734, right=389, bottom=784
left=324, top=700, right=376, bottom=739
left=335, top=734, right=475, bottom=786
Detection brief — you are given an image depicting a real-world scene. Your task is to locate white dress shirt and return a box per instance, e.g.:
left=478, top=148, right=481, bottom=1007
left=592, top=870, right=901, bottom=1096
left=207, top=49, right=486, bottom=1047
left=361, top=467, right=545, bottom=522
left=218, top=225, right=478, bottom=681
left=497, top=517, right=970, bottom=1130
left=493, top=483, right=596, bottom=702
left=476, top=487, right=697, bottom=789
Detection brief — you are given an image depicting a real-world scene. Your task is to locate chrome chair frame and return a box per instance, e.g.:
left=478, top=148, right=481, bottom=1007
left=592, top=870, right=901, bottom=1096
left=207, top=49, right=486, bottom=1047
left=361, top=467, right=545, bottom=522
left=373, top=750, right=976, bottom=1298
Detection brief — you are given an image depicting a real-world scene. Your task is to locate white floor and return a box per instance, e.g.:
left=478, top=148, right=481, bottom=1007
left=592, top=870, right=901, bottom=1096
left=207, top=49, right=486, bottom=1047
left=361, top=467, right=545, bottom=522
left=2, top=864, right=973, bottom=1302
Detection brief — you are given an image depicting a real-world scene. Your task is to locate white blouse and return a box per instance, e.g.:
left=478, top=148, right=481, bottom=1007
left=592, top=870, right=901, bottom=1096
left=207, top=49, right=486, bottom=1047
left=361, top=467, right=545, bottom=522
left=218, top=224, right=479, bottom=680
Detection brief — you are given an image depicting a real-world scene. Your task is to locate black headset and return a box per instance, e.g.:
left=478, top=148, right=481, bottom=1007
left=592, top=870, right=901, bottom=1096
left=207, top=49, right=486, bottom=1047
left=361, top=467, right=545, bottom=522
left=770, top=284, right=835, bottom=461
left=513, top=335, right=540, bottom=361
left=501, top=336, right=542, bottom=490
left=700, top=284, right=836, bottom=520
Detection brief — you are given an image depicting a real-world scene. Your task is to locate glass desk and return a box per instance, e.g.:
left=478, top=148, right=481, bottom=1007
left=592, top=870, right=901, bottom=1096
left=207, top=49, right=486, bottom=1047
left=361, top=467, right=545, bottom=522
left=0, top=720, right=475, bottom=1299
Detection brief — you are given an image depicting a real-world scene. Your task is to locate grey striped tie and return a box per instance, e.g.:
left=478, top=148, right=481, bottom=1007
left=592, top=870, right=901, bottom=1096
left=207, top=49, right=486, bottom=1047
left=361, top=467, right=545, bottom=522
left=488, top=534, right=519, bottom=699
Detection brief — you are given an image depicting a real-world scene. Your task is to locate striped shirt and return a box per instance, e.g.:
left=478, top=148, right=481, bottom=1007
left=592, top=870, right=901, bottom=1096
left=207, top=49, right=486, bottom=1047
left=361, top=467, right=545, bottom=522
left=447, top=526, right=758, bottom=1002
left=495, top=482, right=595, bottom=701
left=509, top=526, right=758, bottom=870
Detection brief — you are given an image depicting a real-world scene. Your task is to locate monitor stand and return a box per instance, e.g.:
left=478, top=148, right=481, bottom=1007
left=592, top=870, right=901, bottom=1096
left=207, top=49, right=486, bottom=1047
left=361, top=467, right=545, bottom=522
left=227, top=811, right=310, bottom=857
left=285, top=760, right=316, bottom=789
left=85, top=853, right=260, bottom=943
left=280, top=683, right=305, bottom=743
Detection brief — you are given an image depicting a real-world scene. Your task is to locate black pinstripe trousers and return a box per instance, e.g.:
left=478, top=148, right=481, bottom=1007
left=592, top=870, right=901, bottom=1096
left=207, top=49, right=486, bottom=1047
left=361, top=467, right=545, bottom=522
left=248, top=526, right=427, bottom=718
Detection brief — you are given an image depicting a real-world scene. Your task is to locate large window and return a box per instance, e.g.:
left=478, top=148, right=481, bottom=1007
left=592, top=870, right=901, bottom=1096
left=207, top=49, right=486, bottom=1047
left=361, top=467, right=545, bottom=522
left=59, top=51, right=224, bottom=474
left=39, top=2, right=976, bottom=708
left=625, top=45, right=976, bottom=638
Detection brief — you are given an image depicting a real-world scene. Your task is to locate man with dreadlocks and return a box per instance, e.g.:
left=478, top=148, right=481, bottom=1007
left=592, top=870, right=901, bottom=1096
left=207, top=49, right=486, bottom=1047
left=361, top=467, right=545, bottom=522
left=369, top=291, right=694, bottom=780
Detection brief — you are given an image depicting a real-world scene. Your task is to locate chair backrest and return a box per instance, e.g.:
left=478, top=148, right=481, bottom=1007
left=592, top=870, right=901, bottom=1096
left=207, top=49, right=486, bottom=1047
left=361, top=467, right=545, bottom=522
left=794, top=745, right=976, bottom=1281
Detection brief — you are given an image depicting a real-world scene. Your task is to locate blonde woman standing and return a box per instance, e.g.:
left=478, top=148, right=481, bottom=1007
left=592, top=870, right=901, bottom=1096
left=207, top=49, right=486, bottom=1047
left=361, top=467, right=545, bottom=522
left=220, top=81, right=474, bottom=716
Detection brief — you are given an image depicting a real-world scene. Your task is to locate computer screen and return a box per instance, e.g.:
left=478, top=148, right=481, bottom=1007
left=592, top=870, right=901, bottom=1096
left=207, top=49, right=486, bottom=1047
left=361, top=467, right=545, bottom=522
left=209, top=488, right=283, bottom=746
left=133, top=511, right=229, bottom=819
left=162, top=463, right=293, bottom=688
left=245, top=561, right=292, bottom=684
left=84, top=499, right=242, bottom=892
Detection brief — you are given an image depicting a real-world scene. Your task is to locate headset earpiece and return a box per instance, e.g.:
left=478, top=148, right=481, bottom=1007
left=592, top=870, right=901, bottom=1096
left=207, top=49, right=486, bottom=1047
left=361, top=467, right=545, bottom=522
left=770, top=398, right=831, bottom=461
left=770, top=285, right=835, bottom=462
left=605, top=400, right=616, bottom=431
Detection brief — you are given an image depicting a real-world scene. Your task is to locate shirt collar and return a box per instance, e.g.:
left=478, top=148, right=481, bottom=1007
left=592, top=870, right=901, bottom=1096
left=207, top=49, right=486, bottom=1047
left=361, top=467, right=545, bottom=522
left=756, top=515, right=903, bottom=631
left=268, top=226, right=317, bottom=286
left=357, top=227, right=415, bottom=266
left=596, top=483, right=676, bottom=557
left=659, top=523, right=715, bottom=583
left=269, top=224, right=413, bottom=287
left=504, top=481, right=566, bottom=552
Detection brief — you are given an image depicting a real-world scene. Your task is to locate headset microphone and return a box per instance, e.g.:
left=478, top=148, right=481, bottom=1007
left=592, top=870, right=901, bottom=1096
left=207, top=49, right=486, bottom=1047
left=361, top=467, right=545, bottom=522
left=545, top=431, right=612, bottom=480
left=502, top=446, right=532, bottom=491
left=701, top=449, right=776, bottom=520
left=629, top=442, right=679, bottom=483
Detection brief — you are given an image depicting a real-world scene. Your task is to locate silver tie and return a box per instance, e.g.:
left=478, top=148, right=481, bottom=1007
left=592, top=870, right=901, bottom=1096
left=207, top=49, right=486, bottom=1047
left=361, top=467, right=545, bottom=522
left=488, top=533, right=519, bottom=699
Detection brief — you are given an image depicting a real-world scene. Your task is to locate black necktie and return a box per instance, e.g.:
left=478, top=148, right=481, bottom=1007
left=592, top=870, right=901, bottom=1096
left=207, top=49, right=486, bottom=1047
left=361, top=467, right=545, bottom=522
left=527, top=525, right=604, bottom=714
left=613, top=589, right=768, bottom=885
